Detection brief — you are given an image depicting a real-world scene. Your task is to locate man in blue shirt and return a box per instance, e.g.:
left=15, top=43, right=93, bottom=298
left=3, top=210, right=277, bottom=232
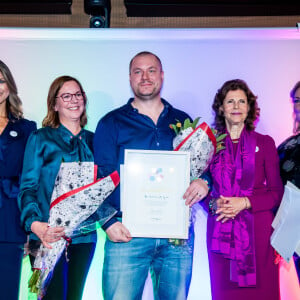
left=94, top=51, right=209, bottom=299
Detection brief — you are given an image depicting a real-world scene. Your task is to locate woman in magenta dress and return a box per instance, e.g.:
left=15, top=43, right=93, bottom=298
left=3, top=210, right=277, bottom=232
left=205, top=79, right=283, bottom=300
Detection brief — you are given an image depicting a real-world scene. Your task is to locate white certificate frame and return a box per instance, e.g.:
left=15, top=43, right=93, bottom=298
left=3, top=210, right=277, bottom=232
left=121, top=149, right=190, bottom=238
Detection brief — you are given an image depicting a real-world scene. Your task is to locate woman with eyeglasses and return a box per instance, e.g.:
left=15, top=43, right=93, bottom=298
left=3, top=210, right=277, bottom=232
left=277, top=81, right=300, bottom=282
left=0, top=60, right=36, bottom=300
left=19, top=75, right=107, bottom=300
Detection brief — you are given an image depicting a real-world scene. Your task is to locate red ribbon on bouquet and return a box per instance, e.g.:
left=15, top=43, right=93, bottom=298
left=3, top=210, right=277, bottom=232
left=50, top=169, right=120, bottom=209
left=174, top=122, right=217, bottom=153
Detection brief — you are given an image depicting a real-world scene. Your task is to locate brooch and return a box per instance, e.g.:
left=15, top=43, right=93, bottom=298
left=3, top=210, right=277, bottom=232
left=9, top=130, right=18, bottom=137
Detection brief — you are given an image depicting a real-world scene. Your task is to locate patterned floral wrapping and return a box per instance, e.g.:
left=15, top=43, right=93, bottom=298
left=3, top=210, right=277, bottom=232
left=30, top=162, right=119, bottom=297
left=173, top=122, right=217, bottom=178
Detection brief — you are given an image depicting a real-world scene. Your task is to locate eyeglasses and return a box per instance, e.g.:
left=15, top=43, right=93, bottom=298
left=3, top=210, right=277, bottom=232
left=292, top=97, right=300, bottom=104
left=56, top=92, right=85, bottom=102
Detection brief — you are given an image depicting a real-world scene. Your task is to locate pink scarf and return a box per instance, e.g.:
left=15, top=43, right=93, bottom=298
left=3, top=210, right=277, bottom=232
left=210, top=128, right=257, bottom=287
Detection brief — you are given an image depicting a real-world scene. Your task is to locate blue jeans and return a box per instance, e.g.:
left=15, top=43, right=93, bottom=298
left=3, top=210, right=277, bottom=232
left=102, top=228, right=194, bottom=300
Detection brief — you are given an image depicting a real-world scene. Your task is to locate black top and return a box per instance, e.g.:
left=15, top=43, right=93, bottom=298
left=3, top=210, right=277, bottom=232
left=277, top=132, right=300, bottom=188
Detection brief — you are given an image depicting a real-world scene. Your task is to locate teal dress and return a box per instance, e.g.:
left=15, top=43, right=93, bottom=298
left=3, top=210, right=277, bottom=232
left=19, top=124, right=96, bottom=244
left=18, top=124, right=99, bottom=300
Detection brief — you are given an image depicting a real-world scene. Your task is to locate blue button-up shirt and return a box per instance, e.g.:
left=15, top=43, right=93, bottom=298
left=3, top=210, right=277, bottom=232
left=94, top=98, right=191, bottom=229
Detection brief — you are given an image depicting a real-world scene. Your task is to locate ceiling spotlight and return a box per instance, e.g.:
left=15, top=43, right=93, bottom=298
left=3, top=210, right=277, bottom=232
left=90, top=15, right=106, bottom=28
left=84, top=0, right=111, bottom=28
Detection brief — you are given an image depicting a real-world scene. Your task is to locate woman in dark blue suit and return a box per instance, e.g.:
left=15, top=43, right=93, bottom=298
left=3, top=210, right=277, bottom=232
left=0, top=60, right=36, bottom=299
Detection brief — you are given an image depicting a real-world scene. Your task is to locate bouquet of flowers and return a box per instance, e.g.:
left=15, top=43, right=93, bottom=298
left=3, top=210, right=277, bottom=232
left=170, top=117, right=226, bottom=178
left=28, top=162, right=119, bottom=298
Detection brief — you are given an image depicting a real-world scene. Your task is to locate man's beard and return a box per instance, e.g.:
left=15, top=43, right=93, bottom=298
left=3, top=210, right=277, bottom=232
left=133, top=82, right=161, bottom=101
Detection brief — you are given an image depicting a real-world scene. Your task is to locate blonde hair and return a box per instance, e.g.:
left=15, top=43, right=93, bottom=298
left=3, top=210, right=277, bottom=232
left=0, top=60, right=23, bottom=119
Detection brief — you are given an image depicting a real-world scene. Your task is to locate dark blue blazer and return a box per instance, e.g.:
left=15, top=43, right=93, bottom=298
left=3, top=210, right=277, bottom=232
left=0, top=117, right=36, bottom=243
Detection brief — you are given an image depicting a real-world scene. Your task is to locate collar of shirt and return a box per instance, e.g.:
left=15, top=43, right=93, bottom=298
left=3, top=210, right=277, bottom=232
left=57, top=123, right=85, bottom=145
left=124, top=97, right=171, bottom=122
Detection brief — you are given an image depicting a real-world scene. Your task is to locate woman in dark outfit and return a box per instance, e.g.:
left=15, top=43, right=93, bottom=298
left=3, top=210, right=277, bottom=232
left=277, top=81, right=300, bottom=281
left=0, top=60, right=36, bottom=299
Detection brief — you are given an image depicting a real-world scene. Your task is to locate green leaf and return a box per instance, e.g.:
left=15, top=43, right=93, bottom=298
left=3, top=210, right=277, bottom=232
left=191, top=117, right=200, bottom=129
left=216, top=133, right=227, bottom=142
left=170, top=124, right=178, bottom=134
left=28, top=269, right=41, bottom=294
left=183, top=118, right=191, bottom=130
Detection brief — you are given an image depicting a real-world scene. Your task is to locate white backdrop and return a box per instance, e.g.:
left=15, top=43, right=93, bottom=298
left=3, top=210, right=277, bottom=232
left=1, top=27, right=299, bottom=300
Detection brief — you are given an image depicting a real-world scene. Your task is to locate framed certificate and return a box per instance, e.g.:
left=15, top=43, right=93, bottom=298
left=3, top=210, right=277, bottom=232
left=121, top=149, right=190, bottom=238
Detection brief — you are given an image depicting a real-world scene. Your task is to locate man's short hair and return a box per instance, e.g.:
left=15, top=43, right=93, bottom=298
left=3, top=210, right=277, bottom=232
left=129, top=51, right=163, bottom=74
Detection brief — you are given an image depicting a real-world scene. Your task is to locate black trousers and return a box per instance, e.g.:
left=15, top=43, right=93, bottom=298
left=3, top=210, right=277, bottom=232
left=31, top=242, right=96, bottom=300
